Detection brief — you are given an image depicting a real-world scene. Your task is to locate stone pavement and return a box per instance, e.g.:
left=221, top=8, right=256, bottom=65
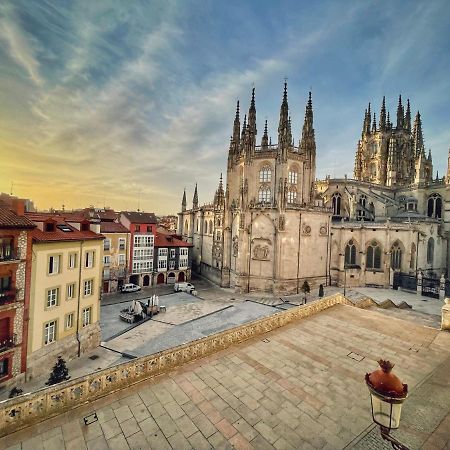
left=2, top=304, right=449, bottom=450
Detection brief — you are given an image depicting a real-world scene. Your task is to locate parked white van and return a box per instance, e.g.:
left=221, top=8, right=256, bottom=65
left=174, top=282, right=195, bottom=293
left=120, top=283, right=141, bottom=293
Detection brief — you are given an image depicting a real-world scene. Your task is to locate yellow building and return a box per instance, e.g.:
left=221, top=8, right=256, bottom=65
left=100, top=222, right=130, bottom=293
left=26, top=214, right=103, bottom=379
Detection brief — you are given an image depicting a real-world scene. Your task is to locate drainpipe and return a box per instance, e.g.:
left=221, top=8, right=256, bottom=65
left=76, top=241, right=83, bottom=357
left=296, top=212, right=302, bottom=294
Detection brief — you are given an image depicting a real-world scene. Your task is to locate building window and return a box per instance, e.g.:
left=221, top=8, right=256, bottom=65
left=179, top=258, right=188, bottom=268
left=103, top=255, right=111, bottom=266
left=84, top=280, right=93, bottom=296
left=288, top=171, right=298, bottom=184
left=391, top=242, right=402, bottom=270
left=67, top=283, right=75, bottom=300
left=158, top=259, right=167, bottom=270
left=358, top=195, right=367, bottom=219
left=258, top=187, right=271, bottom=203
left=158, top=248, right=168, bottom=256
left=48, top=255, right=60, bottom=275
left=44, top=321, right=57, bottom=345
left=287, top=189, right=297, bottom=204
left=82, top=307, right=91, bottom=327
left=85, top=251, right=95, bottom=268
left=427, top=237, right=434, bottom=265
left=169, top=260, right=175, bottom=270
left=103, top=267, right=110, bottom=279
left=103, top=239, right=111, bottom=251
left=366, top=241, right=381, bottom=270
left=68, top=253, right=77, bottom=269
left=118, top=238, right=126, bottom=250
left=332, top=193, right=341, bottom=216
left=65, top=313, right=74, bottom=329
left=180, top=248, right=188, bottom=256
left=427, top=194, right=442, bottom=219
left=135, top=225, right=140, bottom=232
left=147, top=226, right=152, bottom=232
left=0, top=358, right=8, bottom=377
left=259, top=166, right=272, bottom=182
left=410, top=243, right=416, bottom=270
left=118, top=254, right=126, bottom=265
left=170, top=249, right=176, bottom=258
left=209, top=220, right=213, bottom=235
left=345, top=240, right=357, bottom=266
left=47, top=288, right=59, bottom=308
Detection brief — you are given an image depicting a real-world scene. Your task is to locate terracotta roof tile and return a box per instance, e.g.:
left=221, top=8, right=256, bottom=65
left=0, top=208, right=36, bottom=229
left=100, top=222, right=129, bottom=233
left=154, top=232, right=193, bottom=248
left=31, top=225, right=104, bottom=243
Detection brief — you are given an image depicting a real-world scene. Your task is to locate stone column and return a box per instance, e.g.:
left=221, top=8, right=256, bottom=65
left=439, top=274, right=446, bottom=300
left=442, top=298, right=450, bottom=331
left=417, top=271, right=422, bottom=296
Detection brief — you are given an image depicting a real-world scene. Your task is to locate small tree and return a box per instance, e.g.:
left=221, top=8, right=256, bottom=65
left=318, top=284, right=324, bottom=298
left=301, top=281, right=310, bottom=303
left=46, top=356, right=71, bottom=386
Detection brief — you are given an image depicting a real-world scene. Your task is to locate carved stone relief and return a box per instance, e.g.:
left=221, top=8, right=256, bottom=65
left=302, top=224, right=312, bottom=235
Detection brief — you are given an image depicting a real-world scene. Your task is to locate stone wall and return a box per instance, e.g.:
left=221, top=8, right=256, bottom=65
left=0, top=294, right=351, bottom=437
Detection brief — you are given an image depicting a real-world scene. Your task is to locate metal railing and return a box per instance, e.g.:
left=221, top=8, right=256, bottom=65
left=0, top=334, right=17, bottom=352
left=0, top=289, right=17, bottom=305
left=0, top=247, right=19, bottom=262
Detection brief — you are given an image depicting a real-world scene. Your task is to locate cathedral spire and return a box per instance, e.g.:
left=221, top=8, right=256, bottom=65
left=214, top=173, right=225, bottom=209
left=387, top=111, right=392, bottom=130
left=412, top=111, right=424, bottom=157
left=181, top=189, right=187, bottom=212
left=365, top=102, right=372, bottom=134
left=246, top=87, right=257, bottom=158
left=396, top=95, right=404, bottom=130
left=278, top=81, right=292, bottom=156
left=372, top=112, right=377, bottom=133
left=228, top=100, right=240, bottom=167
left=300, top=91, right=316, bottom=155
left=379, top=96, right=386, bottom=130
left=192, top=183, right=198, bottom=209
left=261, top=119, right=269, bottom=150
left=404, top=99, right=411, bottom=132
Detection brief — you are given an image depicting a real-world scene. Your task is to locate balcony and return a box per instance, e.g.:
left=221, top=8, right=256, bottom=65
left=0, top=334, right=17, bottom=353
left=0, top=289, right=17, bottom=306
left=0, top=247, right=19, bottom=263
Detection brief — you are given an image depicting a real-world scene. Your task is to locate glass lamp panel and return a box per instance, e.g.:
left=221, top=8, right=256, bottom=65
left=370, top=394, right=403, bottom=429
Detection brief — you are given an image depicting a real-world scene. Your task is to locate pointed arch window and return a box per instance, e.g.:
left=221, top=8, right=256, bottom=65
left=288, top=171, right=298, bottom=184
left=332, top=193, right=341, bottom=216
left=427, top=194, right=442, bottom=219
left=259, top=166, right=272, bottom=183
left=204, top=220, right=207, bottom=232
left=209, top=220, right=213, bottom=235
left=390, top=242, right=402, bottom=270
left=345, top=239, right=357, bottom=266
left=287, top=189, right=297, bottom=204
left=410, top=242, right=416, bottom=270
left=427, top=237, right=434, bottom=265
left=358, top=194, right=367, bottom=219
left=366, top=240, right=381, bottom=269
left=259, top=187, right=271, bottom=203
left=184, top=220, right=188, bottom=233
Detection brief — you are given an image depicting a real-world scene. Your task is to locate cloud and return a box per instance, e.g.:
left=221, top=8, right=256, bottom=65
left=0, top=3, right=43, bottom=85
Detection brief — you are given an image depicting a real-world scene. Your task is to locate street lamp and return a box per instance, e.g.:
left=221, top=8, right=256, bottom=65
left=365, top=360, right=409, bottom=450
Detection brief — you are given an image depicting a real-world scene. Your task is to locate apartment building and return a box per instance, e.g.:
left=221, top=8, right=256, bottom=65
left=0, top=198, right=35, bottom=386
left=25, top=214, right=103, bottom=379
left=100, top=222, right=130, bottom=293
left=119, top=212, right=157, bottom=287
left=154, top=232, right=193, bottom=284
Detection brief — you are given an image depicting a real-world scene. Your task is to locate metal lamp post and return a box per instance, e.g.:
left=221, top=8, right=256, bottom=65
left=365, top=360, right=410, bottom=450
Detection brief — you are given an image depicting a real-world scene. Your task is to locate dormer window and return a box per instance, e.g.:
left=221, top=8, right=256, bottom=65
left=81, top=222, right=90, bottom=231
left=44, top=221, right=56, bottom=232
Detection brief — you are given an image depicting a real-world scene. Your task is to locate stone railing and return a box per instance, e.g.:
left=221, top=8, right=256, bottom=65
left=0, top=293, right=351, bottom=437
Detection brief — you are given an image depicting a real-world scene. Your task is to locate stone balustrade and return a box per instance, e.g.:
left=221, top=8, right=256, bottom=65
left=0, top=293, right=351, bottom=437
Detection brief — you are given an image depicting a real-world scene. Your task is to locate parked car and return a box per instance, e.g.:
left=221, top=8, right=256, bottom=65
left=174, top=282, right=195, bottom=293
left=120, top=283, right=141, bottom=293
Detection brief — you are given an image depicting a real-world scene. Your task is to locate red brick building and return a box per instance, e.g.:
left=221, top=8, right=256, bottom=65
left=0, top=198, right=35, bottom=386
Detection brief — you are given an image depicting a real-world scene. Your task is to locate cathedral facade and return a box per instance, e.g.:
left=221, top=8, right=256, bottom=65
left=179, top=89, right=449, bottom=296
left=178, top=84, right=331, bottom=294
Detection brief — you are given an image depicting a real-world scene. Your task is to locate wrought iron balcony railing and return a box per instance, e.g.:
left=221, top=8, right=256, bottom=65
left=0, top=334, right=17, bottom=352
left=0, top=289, right=17, bottom=305
left=0, top=247, right=19, bottom=262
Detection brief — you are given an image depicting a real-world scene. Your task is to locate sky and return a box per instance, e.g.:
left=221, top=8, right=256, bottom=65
left=1, top=0, right=450, bottom=214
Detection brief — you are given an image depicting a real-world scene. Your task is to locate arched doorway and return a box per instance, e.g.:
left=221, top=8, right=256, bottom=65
left=129, top=274, right=139, bottom=285
left=157, top=273, right=165, bottom=284
left=178, top=272, right=185, bottom=282
left=143, top=275, right=150, bottom=286
left=167, top=272, right=176, bottom=284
